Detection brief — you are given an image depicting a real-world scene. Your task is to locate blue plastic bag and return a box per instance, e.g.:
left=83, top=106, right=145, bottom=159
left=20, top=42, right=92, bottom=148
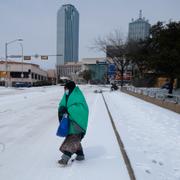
left=56, top=114, right=69, bottom=137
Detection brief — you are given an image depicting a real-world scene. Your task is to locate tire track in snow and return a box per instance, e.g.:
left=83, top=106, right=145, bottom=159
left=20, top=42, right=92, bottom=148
left=102, top=93, right=136, bottom=180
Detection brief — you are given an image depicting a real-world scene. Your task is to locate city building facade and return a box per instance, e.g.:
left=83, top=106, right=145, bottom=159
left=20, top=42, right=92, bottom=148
left=0, top=61, right=47, bottom=86
left=128, top=10, right=151, bottom=41
left=58, top=62, right=82, bottom=78
left=47, top=69, right=56, bottom=85
left=81, top=58, right=108, bottom=84
left=57, top=58, right=109, bottom=84
left=57, top=4, right=79, bottom=66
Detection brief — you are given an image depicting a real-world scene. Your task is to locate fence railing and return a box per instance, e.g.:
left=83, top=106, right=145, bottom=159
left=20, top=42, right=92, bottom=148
left=125, top=86, right=180, bottom=104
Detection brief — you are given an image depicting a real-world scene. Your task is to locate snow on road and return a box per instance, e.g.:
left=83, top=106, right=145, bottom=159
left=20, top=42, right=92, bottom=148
left=1, top=85, right=179, bottom=180
left=0, top=86, right=130, bottom=180
left=104, top=91, right=180, bottom=180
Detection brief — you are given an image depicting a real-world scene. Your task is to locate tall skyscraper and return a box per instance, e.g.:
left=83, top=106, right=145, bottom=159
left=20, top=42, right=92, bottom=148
left=128, top=10, right=151, bottom=41
left=57, top=4, right=79, bottom=66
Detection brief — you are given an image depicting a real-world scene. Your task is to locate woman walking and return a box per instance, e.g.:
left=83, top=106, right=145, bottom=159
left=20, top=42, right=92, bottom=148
left=58, top=81, right=89, bottom=165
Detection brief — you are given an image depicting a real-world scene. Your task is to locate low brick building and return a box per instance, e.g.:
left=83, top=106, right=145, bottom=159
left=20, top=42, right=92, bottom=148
left=0, top=61, right=48, bottom=87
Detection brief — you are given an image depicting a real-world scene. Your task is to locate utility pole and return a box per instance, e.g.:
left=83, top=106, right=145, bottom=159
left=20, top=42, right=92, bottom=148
left=20, top=43, right=24, bottom=82
left=5, top=39, right=23, bottom=87
left=56, top=64, right=58, bottom=85
left=5, top=42, right=8, bottom=87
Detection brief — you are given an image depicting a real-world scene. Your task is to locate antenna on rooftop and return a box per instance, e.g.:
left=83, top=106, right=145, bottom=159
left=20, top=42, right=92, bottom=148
left=139, top=10, right=142, bottom=19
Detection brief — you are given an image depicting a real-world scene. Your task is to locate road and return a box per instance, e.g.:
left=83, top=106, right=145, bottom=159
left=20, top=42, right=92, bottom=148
left=0, top=86, right=130, bottom=180
left=1, top=85, right=180, bottom=180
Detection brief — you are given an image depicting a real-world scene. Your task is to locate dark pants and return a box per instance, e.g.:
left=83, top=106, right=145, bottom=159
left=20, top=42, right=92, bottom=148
left=60, top=134, right=84, bottom=158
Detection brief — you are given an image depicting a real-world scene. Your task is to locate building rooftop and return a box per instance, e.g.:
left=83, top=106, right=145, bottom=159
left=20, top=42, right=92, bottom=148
left=64, top=62, right=82, bottom=65
left=130, top=10, right=150, bottom=24
left=0, top=60, right=39, bottom=67
left=63, top=4, right=75, bottom=7
left=81, top=57, right=107, bottom=64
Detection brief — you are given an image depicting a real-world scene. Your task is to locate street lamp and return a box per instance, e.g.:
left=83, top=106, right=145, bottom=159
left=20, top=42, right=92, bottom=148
left=19, top=43, right=24, bottom=81
left=56, top=54, right=63, bottom=85
left=5, top=39, right=23, bottom=87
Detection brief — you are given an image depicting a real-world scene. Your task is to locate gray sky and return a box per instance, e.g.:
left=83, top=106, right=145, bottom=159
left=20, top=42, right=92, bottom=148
left=0, top=0, right=180, bottom=69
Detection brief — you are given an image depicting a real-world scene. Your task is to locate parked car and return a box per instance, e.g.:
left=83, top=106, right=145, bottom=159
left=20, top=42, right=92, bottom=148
left=15, top=82, right=32, bottom=88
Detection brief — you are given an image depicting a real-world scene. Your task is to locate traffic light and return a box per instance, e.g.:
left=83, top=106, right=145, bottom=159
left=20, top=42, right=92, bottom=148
left=24, top=56, right=31, bottom=60
left=41, top=56, right=48, bottom=60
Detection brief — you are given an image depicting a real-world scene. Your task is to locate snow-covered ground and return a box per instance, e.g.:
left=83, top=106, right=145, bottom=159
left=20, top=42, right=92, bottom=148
left=0, top=86, right=130, bottom=180
left=0, top=85, right=180, bottom=180
left=104, top=91, right=180, bottom=180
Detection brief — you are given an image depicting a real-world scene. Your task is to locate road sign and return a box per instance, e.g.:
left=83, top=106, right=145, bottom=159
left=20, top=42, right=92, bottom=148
left=8, top=55, right=22, bottom=58
left=108, top=64, right=116, bottom=76
left=24, top=56, right=31, bottom=60
left=41, top=56, right=48, bottom=60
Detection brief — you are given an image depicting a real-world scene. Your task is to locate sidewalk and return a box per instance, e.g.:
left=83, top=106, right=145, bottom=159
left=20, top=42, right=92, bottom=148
left=104, top=91, right=180, bottom=180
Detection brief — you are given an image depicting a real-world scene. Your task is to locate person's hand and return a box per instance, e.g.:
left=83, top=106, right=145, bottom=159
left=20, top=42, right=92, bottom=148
left=58, top=106, right=68, bottom=121
left=59, top=106, right=67, bottom=114
left=62, top=107, right=67, bottom=114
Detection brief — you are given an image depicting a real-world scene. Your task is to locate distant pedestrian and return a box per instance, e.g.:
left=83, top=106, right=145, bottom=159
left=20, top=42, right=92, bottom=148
left=168, top=78, right=174, bottom=94
left=111, top=83, right=118, bottom=91
left=57, top=81, right=89, bottom=165
left=161, top=78, right=174, bottom=96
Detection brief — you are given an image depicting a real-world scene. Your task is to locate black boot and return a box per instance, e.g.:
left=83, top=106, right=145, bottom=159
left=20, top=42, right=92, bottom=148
left=76, top=150, right=85, bottom=161
left=58, top=151, right=71, bottom=165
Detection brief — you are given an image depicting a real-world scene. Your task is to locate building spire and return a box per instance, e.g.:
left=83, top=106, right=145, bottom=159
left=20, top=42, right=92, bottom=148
left=139, top=10, right=142, bottom=19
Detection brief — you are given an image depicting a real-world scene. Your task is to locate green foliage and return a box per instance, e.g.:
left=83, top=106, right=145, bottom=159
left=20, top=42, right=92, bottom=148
left=148, top=21, right=180, bottom=78
left=126, top=40, right=149, bottom=77
left=81, top=70, right=92, bottom=82
left=127, top=21, right=180, bottom=80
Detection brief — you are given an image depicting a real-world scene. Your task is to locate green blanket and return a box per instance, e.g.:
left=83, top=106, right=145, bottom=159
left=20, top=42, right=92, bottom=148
left=58, top=86, right=89, bottom=135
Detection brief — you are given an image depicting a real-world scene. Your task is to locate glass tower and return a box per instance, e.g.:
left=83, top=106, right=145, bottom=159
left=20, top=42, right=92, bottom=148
left=57, top=4, right=79, bottom=65
left=128, top=10, right=151, bottom=41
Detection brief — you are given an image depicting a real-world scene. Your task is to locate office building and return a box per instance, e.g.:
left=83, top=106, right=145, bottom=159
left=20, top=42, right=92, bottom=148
left=128, top=10, right=151, bottom=41
left=58, top=62, right=82, bottom=78
left=57, top=4, right=79, bottom=66
left=81, top=58, right=108, bottom=84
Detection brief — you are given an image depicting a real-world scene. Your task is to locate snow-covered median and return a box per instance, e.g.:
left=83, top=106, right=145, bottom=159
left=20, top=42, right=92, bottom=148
left=104, top=91, right=180, bottom=180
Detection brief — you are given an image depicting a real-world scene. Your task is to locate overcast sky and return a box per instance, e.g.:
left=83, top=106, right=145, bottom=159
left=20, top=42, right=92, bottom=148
left=0, top=0, right=180, bottom=69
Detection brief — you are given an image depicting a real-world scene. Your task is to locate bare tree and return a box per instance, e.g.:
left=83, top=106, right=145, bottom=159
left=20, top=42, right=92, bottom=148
left=93, top=30, right=130, bottom=87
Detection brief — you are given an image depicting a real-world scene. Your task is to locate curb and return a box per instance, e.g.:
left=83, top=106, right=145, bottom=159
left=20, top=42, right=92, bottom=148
left=102, top=93, right=136, bottom=180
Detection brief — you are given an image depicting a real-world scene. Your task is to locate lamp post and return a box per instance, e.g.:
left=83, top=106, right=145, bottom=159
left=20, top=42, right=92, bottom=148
left=56, top=54, right=63, bottom=85
left=5, top=39, right=23, bottom=87
left=56, top=63, right=59, bottom=85
left=19, top=43, right=24, bottom=82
